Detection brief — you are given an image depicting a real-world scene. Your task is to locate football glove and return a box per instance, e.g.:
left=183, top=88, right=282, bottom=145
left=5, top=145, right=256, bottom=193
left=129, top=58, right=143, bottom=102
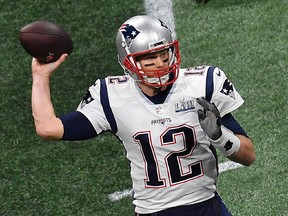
left=197, top=97, right=241, bottom=156
left=197, top=97, right=222, bottom=140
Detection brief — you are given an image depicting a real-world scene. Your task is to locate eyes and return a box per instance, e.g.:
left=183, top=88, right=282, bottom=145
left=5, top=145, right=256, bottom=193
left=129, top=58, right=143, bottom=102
left=137, top=50, right=169, bottom=68
left=142, top=50, right=169, bottom=61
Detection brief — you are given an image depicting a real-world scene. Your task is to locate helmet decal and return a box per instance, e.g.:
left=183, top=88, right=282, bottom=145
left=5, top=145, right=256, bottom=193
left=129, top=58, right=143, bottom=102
left=119, top=24, right=141, bottom=47
left=158, top=19, right=171, bottom=32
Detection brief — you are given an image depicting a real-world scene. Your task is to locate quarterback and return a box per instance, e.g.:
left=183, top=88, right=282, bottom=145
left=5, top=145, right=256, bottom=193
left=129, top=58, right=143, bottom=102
left=31, top=15, right=255, bottom=215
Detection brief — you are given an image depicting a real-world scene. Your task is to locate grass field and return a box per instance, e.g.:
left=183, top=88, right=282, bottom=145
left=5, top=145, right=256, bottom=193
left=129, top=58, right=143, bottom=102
left=0, top=0, right=287, bottom=215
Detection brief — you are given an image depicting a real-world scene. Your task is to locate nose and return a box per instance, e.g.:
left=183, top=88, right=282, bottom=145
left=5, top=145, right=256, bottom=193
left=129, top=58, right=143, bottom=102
left=154, top=56, right=165, bottom=68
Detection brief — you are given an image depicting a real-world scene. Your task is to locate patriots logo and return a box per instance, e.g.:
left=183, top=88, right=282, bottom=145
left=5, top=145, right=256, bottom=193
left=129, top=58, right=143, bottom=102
left=80, top=90, right=94, bottom=108
left=224, top=140, right=233, bottom=151
left=119, top=24, right=140, bottom=47
left=220, top=79, right=236, bottom=99
left=158, top=19, right=171, bottom=32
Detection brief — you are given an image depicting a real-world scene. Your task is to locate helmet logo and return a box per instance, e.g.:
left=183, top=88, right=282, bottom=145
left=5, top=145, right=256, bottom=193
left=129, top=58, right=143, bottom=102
left=158, top=19, right=171, bottom=32
left=119, top=24, right=140, bottom=47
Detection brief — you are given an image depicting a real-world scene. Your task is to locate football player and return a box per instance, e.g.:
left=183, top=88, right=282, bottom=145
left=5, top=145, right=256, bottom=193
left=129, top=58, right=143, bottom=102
left=31, top=15, right=255, bottom=216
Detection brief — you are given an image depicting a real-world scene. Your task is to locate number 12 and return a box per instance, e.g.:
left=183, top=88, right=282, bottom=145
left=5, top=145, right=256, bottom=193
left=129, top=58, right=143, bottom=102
left=134, top=125, right=203, bottom=188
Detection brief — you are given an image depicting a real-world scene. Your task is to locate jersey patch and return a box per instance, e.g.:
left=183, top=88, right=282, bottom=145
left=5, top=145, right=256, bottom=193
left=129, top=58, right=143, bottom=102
left=174, top=98, right=195, bottom=113
left=220, top=79, right=236, bottom=99
left=80, top=90, right=94, bottom=108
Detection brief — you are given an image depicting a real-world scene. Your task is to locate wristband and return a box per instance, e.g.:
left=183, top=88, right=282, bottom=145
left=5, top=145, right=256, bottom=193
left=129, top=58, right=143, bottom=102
left=207, top=126, right=241, bottom=156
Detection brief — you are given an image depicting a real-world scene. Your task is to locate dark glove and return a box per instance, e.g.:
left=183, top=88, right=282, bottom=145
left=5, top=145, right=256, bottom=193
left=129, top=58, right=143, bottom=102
left=196, top=97, right=222, bottom=140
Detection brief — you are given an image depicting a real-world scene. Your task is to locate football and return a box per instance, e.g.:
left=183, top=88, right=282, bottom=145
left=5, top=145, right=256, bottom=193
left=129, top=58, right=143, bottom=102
left=19, top=20, right=73, bottom=63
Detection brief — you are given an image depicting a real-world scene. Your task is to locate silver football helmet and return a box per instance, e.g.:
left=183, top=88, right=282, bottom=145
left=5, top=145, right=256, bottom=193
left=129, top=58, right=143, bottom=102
left=116, top=15, right=181, bottom=87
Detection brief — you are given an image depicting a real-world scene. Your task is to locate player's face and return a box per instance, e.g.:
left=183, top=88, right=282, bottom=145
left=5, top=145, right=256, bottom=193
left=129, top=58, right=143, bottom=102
left=137, top=49, right=170, bottom=77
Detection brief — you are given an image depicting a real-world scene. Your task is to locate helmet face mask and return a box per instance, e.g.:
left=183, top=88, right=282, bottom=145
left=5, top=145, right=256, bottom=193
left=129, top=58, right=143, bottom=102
left=123, top=40, right=180, bottom=87
left=116, top=15, right=181, bottom=87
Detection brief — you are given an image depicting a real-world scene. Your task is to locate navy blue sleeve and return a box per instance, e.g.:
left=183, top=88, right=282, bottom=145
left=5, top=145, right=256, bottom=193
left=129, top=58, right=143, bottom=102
left=222, top=113, right=248, bottom=137
left=59, top=111, right=97, bottom=141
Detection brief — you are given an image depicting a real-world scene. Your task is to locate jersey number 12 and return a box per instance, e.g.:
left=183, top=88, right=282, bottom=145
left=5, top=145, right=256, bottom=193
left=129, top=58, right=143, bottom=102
left=134, top=124, right=204, bottom=188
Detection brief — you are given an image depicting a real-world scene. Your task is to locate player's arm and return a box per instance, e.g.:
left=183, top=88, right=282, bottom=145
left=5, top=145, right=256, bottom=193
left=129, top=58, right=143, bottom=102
left=32, top=54, right=98, bottom=141
left=197, top=98, right=255, bottom=166
left=31, top=54, right=67, bottom=140
left=221, top=113, right=255, bottom=166
left=228, top=134, right=255, bottom=166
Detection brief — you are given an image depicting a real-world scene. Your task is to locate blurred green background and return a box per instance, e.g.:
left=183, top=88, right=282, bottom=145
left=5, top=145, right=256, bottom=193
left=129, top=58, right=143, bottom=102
left=0, top=0, right=287, bottom=215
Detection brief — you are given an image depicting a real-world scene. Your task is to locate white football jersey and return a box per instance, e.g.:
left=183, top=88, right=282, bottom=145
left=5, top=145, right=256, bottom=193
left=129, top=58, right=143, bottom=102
left=77, top=65, right=244, bottom=214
